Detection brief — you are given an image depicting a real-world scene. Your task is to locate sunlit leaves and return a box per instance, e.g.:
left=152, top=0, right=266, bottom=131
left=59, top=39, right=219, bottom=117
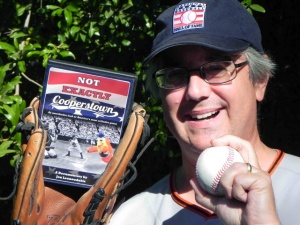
left=0, top=65, right=24, bottom=162
left=240, top=0, right=265, bottom=14
left=250, top=4, right=266, bottom=13
left=0, top=42, right=16, bottom=53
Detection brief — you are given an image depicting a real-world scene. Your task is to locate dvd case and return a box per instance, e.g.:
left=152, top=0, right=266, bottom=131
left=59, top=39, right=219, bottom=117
left=39, top=59, right=137, bottom=188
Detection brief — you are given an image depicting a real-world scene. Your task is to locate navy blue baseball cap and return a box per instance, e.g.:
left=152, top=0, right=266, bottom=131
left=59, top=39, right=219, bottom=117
left=144, top=0, right=263, bottom=64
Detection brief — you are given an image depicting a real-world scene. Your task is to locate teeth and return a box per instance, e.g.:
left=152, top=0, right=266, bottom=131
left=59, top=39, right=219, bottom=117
left=192, top=111, right=218, bottom=120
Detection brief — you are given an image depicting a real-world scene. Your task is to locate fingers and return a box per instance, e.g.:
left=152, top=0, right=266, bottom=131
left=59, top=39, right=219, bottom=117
left=190, top=178, right=217, bottom=212
left=190, top=178, right=242, bottom=218
left=191, top=163, right=273, bottom=208
left=193, top=136, right=281, bottom=225
left=219, top=161, right=273, bottom=202
left=210, top=135, right=260, bottom=168
left=191, top=170, right=280, bottom=225
left=220, top=162, right=253, bottom=200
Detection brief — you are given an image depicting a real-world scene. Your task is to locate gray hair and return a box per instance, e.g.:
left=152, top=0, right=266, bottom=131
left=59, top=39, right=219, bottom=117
left=244, top=47, right=276, bottom=83
left=145, top=47, right=276, bottom=99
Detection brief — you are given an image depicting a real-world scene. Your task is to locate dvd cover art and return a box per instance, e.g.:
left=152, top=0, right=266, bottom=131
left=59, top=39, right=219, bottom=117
left=39, top=59, right=137, bottom=188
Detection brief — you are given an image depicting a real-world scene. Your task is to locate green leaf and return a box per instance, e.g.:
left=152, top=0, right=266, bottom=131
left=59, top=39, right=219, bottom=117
left=59, top=50, right=76, bottom=59
left=9, top=76, right=22, bottom=86
left=80, top=33, right=87, bottom=42
left=64, top=8, right=73, bottom=25
left=52, top=8, right=63, bottom=17
left=13, top=37, right=20, bottom=49
left=247, top=8, right=253, bottom=15
left=88, top=22, right=96, bottom=38
left=10, top=32, right=28, bottom=39
left=16, top=4, right=32, bottom=16
left=47, top=43, right=57, bottom=48
left=105, top=9, right=114, bottom=19
left=0, top=64, right=11, bottom=87
left=10, top=153, right=22, bottom=167
left=32, top=43, right=42, bottom=49
left=9, top=95, right=24, bottom=105
left=66, top=4, right=78, bottom=12
left=0, top=141, right=13, bottom=152
left=0, top=149, right=19, bottom=157
left=112, top=0, right=119, bottom=6
left=250, top=4, right=266, bottom=13
left=70, top=26, right=81, bottom=36
left=109, top=23, right=115, bottom=29
left=121, top=39, right=131, bottom=46
left=26, top=50, right=41, bottom=57
left=0, top=42, right=16, bottom=53
left=2, top=105, right=15, bottom=122
left=1, top=96, right=14, bottom=104
left=23, top=43, right=34, bottom=52
left=46, top=5, right=61, bottom=10
left=43, top=55, right=50, bottom=67
left=17, top=61, right=26, bottom=73
left=0, top=77, right=21, bottom=95
left=58, top=33, right=66, bottom=42
left=245, top=0, right=252, bottom=5
left=9, top=103, right=23, bottom=127
left=59, top=43, right=69, bottom=49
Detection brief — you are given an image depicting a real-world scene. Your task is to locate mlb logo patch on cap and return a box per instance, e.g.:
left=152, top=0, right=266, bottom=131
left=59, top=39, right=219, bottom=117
left=173, top=2, right=206, bottom=33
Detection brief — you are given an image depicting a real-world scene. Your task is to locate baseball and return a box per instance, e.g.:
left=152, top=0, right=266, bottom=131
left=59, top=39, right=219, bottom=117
left=196, top=146, right=244, bottom=196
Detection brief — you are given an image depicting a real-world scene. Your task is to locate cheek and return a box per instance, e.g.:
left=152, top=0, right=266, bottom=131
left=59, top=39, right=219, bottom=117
left=160, top=90, right=183, bottom=122
left=211, top=78, right=257, bottom=115
left=161, top=94, right=176, bottom=121
left=160, top=89, right=183, bottom=108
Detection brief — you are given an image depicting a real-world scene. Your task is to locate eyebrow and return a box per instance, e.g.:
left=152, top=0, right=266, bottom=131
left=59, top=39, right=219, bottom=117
left=207, top=54, right=232, bottom=61
left=157, top=47, right=242, bottom=68
left=159, top=54, right=237, bottom=68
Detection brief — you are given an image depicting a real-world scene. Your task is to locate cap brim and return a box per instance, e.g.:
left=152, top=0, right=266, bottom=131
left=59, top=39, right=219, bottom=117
left=143, top=32, right=250, bottom=65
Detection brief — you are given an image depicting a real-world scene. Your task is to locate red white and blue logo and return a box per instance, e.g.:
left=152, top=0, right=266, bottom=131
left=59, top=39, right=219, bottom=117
left=173, top=2, right=206, bottom=33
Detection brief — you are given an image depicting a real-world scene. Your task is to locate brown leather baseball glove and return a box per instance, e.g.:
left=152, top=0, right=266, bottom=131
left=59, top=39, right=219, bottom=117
left=11, top=96, right=149, bottom=225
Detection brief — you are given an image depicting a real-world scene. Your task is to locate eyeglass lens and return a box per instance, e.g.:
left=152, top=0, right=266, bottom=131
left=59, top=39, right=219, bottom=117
left=155, top=61, right=240, bottom=89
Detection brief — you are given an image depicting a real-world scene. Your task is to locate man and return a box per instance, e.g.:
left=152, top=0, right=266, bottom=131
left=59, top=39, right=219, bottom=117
left=66, top=135, right=84, bottom=159
left=109, top=0, right=300, bottom=224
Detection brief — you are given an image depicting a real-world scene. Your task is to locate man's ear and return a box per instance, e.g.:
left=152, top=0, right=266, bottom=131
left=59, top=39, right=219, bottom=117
left=255, top=54, right=270, bottom=102
left=255, top=75, right=269, bottom=102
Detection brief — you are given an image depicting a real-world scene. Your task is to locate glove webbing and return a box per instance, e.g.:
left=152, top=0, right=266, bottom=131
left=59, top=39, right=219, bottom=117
left=81, top=108, right=148, bottom=225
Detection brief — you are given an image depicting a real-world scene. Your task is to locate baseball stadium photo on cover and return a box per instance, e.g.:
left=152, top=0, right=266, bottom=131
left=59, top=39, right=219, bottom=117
left=39, top=59, right=137, bottom=188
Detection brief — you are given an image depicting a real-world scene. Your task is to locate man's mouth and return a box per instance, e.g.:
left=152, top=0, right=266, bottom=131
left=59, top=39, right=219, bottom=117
left=191, top=110, right=219, bottom=121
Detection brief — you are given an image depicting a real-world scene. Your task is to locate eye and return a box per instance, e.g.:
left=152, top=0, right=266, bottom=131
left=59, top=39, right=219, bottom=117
left=155, top=68, right=187, bottom=88
left=165, top=68, right=187, bottom=86
left=202, top=62, right=231, bottom=78
left=167, top=69, right=184, bottom=80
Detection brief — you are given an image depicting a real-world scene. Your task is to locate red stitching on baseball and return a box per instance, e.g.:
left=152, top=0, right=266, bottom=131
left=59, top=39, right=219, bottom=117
left=212, top=148, right=234, bottom=194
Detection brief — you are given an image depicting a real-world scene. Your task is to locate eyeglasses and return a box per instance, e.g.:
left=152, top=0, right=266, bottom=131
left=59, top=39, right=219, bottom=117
left=154, top=61, right=248, bottom=90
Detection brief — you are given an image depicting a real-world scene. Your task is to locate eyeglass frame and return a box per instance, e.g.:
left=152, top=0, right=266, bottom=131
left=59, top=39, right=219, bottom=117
left=154, top=60, right=249, bottom=90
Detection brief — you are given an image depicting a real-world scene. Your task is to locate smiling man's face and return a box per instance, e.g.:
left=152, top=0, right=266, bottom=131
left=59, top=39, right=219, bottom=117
left=158, top=45, right=267, bottom=153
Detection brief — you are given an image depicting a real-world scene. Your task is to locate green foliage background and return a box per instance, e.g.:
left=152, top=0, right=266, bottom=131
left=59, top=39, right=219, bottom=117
left=1, top=0, right=300, bottom=224
left=0, top=0, right=170, bottom=165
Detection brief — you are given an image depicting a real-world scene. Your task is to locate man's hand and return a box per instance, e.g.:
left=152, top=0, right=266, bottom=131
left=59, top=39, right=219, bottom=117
left=191, top=135, right=281, bottom=225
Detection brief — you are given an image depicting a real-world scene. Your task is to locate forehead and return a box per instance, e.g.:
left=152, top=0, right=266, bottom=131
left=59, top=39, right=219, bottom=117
left=157, top=45, right=240, bottom=66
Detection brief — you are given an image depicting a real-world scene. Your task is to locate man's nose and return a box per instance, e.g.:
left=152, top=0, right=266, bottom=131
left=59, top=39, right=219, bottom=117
left=185, top=73, right=212, bottom=101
